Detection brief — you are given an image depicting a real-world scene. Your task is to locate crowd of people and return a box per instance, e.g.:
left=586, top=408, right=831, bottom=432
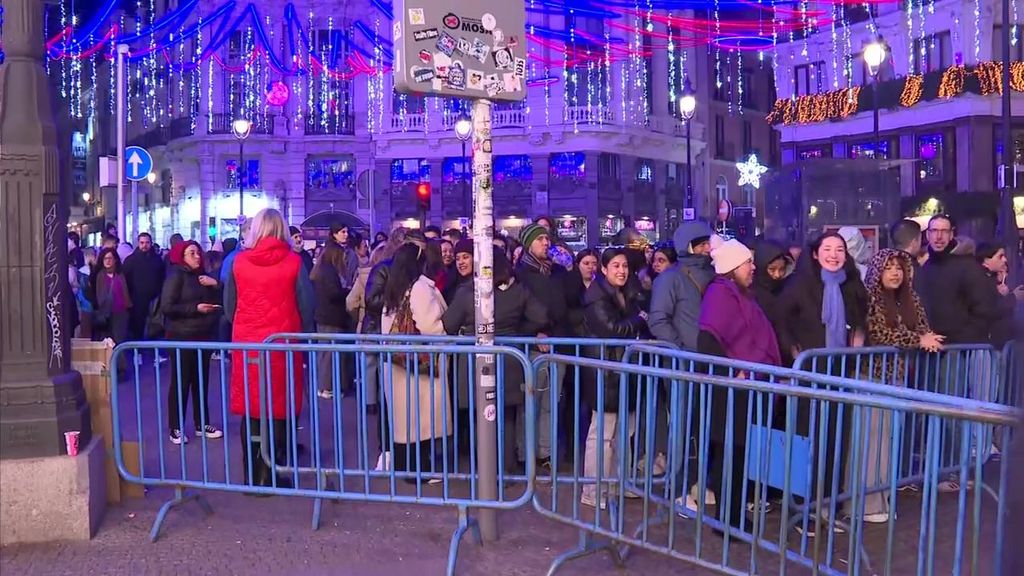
left=67, top=210, right=1021, bottom=528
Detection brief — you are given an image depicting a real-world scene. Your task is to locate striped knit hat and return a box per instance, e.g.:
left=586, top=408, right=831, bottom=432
left=519, top=223, right=549, bottom=249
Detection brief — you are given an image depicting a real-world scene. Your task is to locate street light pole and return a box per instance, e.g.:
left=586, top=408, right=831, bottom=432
left=232, top=118, right=252, bottom=221
left=454, top=114, right=473, bottom=230
left=462, top=140, right=468, bottom=223
left=678, top=77, right=697, bottom=216
left=864, top=39, right=888, bottom=195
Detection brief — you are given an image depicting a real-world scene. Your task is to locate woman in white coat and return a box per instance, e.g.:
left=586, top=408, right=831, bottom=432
left=380, top=243, right=452, bottom=482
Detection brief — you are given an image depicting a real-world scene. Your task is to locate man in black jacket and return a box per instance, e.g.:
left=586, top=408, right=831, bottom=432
left=123, top=232, right=166, bottom=342
left=515, top=223, right=572, bottom=469
left=917, top=215, right=998, bottom=345
left=890, top=218, right=924, bottom=292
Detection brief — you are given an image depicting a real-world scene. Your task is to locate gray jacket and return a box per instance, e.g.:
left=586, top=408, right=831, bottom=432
left=648, top=221, right=714, bottom=350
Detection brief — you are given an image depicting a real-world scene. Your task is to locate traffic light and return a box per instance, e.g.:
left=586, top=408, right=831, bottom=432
left=208, top=216, right=217, bottom=244
left=416, top=182, right=431, bottom=212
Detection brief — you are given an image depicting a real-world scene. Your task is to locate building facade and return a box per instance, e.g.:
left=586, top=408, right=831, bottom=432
left=58, top=1, right=777, bottom=248
left=769, top=0, right=1023, bottom=212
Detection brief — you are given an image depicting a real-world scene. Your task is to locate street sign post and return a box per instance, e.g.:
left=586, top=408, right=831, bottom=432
left=394, top=0, right=525, bottom=543
left=124, top=146, right=153, bottom=241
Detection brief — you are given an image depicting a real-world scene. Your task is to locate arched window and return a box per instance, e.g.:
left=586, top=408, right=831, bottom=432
left=716, top=175, right=728, bottom=202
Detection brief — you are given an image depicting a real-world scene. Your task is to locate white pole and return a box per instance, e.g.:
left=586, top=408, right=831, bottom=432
left=116, top=44, right=128, bottom=241
left=470, top=98, right=498, bottom=542
left=368, top=166, right=376, bottom=236
left=130, top=180, right=138, bottom=242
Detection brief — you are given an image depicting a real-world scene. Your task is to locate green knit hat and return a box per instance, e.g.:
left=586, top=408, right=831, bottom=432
left=519, top=223, right=549, bottom=249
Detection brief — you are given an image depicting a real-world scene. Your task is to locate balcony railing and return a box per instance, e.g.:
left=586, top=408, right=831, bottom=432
left=564, top=106, right=616, bottom=125
left=127, top=117, right=195, bottom=148
left=305, top=114, right=356, bottom=136
left=209, top=113, right=275, bottom=135
left=390, top=113, right=426, bottom=132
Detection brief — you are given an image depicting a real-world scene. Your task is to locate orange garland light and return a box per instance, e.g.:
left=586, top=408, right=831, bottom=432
left=900, top=75, right=923, bottom=107
left=938, top=65, right=967, bottom=99
left=974, top=62, right=1002, bottom=95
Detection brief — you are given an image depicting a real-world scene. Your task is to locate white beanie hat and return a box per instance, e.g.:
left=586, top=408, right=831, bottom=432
left=709, top=233, right=726, bottom=252
left=711, top=239, right=753, bottom=275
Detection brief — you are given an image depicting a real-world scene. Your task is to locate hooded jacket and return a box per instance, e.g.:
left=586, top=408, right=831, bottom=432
left=225, top=237, right=315, bottom=419
left=864, top=249, right=931, bottom=380
left=838, top=227, right=872, bottom=279
left=647, top=221, right=714, bottom=349
left=752, top=240, right=788, bottom=362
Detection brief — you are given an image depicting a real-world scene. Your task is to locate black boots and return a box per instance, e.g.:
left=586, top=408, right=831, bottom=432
left=239, top=418, right=293, bottom=492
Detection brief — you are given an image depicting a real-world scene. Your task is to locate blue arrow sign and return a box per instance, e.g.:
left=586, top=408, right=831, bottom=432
left=124, top=146, right=153, bottom=182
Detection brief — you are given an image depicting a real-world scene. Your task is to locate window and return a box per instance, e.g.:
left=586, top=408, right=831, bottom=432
left=844, top=4, right=878, bottom=25
left=799, top=148, right=826, bottom=160
left=849, top=141, right=890, bottom=160
left=224, top=77, right=245, bottom=117
left=917, top=134, right=945, bottom=181
left=227, top=31, right=244, bottom=62
left=565, top=65, right=609, bottom=107
left=715, top=115, right=725, bottom=158
left=392, top=91, right=426, bottom=115
left=226, top=159, right=260, bottom=188
left=716, top=176, right=728, bottom=202
left=913, top=32, right=952, bottom=75
left=306, top=158, right=355, bottom=189
left=741, top=69, right=756, bottom=109
left=549, top=152, right=586, bottom=182
left=994, top=128, right=1024, bottom=190
left=390, top=159, right=430, bottom=183
left=794, top=61, right=826, bottom=96
left=442, top=157, right=471, bottom=185
left=993, top=27, right=1024, bottom=62
left=742, top=121, right=753, bottom=155
left=494, top=155, right=533, bottom=184
left=643, top=34, right=654, bottom=114
left=637, top=160, right=653, bottom=182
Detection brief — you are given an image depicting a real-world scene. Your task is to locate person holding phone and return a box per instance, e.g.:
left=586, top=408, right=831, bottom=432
left=161, top=240, right=224, bottom=445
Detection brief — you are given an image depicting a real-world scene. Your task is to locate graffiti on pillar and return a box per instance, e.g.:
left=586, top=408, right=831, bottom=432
left=43, top=201, right=67, bottom=372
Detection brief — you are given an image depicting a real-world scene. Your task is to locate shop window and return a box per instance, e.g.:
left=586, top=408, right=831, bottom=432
left=390, top=159, right=430, bottom=183
left=799, top=148, right=826, bottom=160
left=716, top=175, right=728, bottom=202
left=494, top=155, right=533, bottom=184
left=849, top=141, right=890, bottom=160
left=550, top=152, right=586, bottom=182
left=306, top=157, right=355, bottom=189
left=226, top=159, right=260, bottom=188
left=917, top=134, right=945, bottom=181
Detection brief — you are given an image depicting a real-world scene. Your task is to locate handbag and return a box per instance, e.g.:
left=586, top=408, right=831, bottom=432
left=387, top=293, right=433, bottom=370
left=146, top=296, right=165, bottom=339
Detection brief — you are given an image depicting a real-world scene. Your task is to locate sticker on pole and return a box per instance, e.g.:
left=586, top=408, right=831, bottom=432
left=124, top=146, right=153, bottom=182
left=394, top=0, right=525, bottom=102
left=483, top=404, right=497, bottom=422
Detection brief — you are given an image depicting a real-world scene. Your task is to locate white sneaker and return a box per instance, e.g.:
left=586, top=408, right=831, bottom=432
left=581, top=491, right=607, bottom=510
left=169, top=429, right=188, bottom=445
left=675, top=494, right=700, bottom=517
left=195, top=425, right=224, bottom=439
left=374, top=451, right=392, bottom=471
left=863, top=512, right=891, bottom=524
left=317, top=389, right=334, bottom=400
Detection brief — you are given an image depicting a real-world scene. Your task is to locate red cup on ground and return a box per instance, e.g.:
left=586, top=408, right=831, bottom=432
left=64, top=431, right=81, bottom=456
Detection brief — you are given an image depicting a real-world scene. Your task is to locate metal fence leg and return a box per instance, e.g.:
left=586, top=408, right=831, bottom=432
left=149, top=486, right=213, bottom=543
left=447, top=505, right=481, bottom=576
left=545, top=527, right=624, bottom=576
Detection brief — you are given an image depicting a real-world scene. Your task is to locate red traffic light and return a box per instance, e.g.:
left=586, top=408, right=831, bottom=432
left=416, top=183, right=430, bottom=199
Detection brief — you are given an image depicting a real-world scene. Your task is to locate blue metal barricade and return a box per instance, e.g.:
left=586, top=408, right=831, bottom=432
left=110, top=340, right=533, bottom=576
left=530, top=352, right=1018, bottom=576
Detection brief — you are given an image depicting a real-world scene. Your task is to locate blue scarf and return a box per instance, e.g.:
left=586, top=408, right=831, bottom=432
left=820, top=268, right=848, bottom=348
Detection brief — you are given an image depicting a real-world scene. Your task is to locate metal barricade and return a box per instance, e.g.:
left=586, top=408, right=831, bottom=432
left=531, top=351, right=1019, bottom=576
left=110, top=340, right=533, bottom=576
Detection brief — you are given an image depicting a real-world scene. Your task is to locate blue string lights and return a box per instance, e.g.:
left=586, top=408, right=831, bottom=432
left=11, top=0, right=923, bottom=131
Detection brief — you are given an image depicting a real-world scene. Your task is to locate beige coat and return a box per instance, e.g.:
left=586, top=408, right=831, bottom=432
left=381, top=275, right=452, bottom=444
left=346, top=265, right=372, bottom=332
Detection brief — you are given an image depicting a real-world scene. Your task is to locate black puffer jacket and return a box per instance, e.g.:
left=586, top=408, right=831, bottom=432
left=516, top=260, right=570, bottom=337
left=312, top=260, right=352, bottom=329
left=361, top=260, right=391, bottom=335
left=917, top=247, right=1000, bottom=344
left=579, top=276, right=650, bottom=413
left=442, top=280, right=548, bottom=407
left=160, top=265, right=222, bottom=339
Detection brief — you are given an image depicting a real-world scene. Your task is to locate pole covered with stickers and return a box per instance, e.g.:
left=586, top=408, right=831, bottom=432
left=471, top=98, right=498, bottom=542
left=393, top=0, right=526, bottom=545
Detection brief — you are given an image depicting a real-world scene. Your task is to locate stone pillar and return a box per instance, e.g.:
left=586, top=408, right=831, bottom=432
left=529, top=152, right=550, bottom=217
left=0, top=0, right=92, bottom=459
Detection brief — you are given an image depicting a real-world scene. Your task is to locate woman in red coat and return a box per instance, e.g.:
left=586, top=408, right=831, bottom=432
left=225, top=208, right=315, bottom=488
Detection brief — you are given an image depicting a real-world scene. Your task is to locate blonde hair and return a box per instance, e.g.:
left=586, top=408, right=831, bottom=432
left=246, top=208, right=288, bottom=247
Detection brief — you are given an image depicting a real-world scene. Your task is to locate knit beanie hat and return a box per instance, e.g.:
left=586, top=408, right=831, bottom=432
left=519, top=223, right=549, bottom=249
left=711, top=239, right=753, bottom=275
left=288, top=226, right=301, bottom=237
left=454, top=238, right=474, bottom=257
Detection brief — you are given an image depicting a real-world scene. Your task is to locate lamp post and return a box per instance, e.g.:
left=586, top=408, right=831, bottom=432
left=678, top=77, right=697, bottom=214
left=454, top=114, right=473, bottom=230
left=864, top=40, right=887, bottom=160
left=864, top=39, right=887, bottom=198
left=232, top=118, right=252, bottom=219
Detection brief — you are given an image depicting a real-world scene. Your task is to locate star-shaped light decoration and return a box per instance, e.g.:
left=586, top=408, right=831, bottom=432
left=736, top=154, right=769, bottom=189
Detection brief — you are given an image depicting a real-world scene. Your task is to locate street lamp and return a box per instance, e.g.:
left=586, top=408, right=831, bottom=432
left=864, top=39, right=887, bottom=160
left=454, top=114, right=473, bottom=229
left=232, top=118, right=252, bottom=218
left=146, top=171, right=157, bottom=184
left=678, top=77, right=697, bottom=212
